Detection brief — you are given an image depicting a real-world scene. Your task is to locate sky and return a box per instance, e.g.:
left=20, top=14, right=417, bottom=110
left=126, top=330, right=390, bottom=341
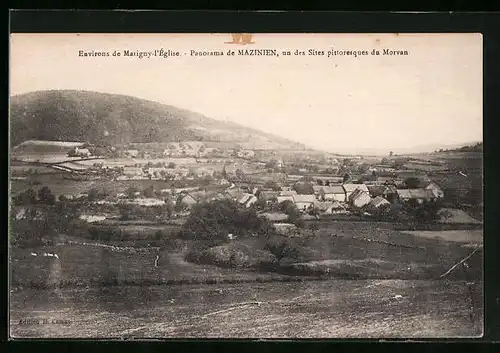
left=10, top=33, right=482, bottom=155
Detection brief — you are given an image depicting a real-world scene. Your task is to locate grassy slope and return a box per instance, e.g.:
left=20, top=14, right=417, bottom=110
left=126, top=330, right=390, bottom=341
left=10, top=90, right=305, bottom=149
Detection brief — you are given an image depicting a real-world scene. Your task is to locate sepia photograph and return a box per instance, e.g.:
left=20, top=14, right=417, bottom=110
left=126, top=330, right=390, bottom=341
left=9, top=33, right=483, bottom=338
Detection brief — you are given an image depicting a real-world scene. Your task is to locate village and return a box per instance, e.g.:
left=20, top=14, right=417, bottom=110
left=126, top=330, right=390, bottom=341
left=10, top=138, right=472, bottom=231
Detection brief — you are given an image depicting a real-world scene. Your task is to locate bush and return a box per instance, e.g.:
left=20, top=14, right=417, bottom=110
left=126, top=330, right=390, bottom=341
left=186, top=243, right=277, bottom=269
left=181, top=199, right=275, bottom=242
left=38, top=186, right=55, bottom=205
left=264, top=237, right=300, bottom=264
left=14, top=188, right=37, bottom=205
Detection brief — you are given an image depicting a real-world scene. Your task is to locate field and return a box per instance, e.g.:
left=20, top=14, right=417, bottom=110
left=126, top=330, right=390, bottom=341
left=10, top=173, right=182, bottom=198
left=401, top=230, right=483, bottom=244
left=10, top=219, right=483, bottom=288
left=10, top=176, right=96, bottom=197
left=10, top=279, right=483, bottom=338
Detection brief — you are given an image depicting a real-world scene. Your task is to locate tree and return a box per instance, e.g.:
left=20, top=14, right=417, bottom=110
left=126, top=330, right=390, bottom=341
left=389, top=151, right=394, bottom=156
left=293, top=217, right=306, bottom=228
left=308, top=222, right=319, bottom=234
left=201, top=174, right=213, bottom=186
left=58, top=194, right=68, bottom=202
left=264, top=237, right=300, bottom=264
left=125, top=186, right=139, bottom=199
left=87, top=188, right=99, bottom=202
left=181, top=199, right=274, bottom=242
left=404, top=177, right=422, bottom=189
left=263, top=180, right=281, bottom=191
left=143, top=185, right=155, bottom=198
left=38, top=186, right=55, bottom=205
left=165, top=199, right=174, bottom=219
left=118, top=203, right=136, bottom=221
left=14, top=188, right=37, bottom=205
left=167, top=162, right=176, bottom=169
left=293, top=182, right=314, bottom=195
left=343, top=173, right=351, bottom=183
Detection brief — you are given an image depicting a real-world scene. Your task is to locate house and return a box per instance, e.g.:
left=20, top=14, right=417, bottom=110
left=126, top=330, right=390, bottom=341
left=313, top=201, right=346, bottom=214
left=224, top=187, right=245, bottom=201
left=325, top=200, right=348, bottom=214
left=313, top=201, right=331, bottom=213
left=125, top=149, right=139, bottom=158
left=369, top=196, right=391, bottom=208
left=343, top=183, right=370, bottom=200
left=367, top=185, right=397, bottom=199
left=178, top=193, right=198, bottom=208
left=425, top=182, right=445, bottom=198
left=277, top=195, right=295, bottom=204
left=279, top=190, right=298, bottom=197
left=312, top=185, right=323, bottom=197
left=258, top=191, right=279, bottom=202
left=319, top=185, right=346, bottom=202
left=237, top=150, right=255, bottom=159
left=349, top=189, right=372, bottom=208
left=311, top=175, right=344, bottom=185
left=238, top=193, right=258, bottom=208
left=397, top=189, right=437, bottom=204
left=123, top=167, right=144, bottom=176
left=68, top=146, right=91, bottom=157
left=293, top=194, right=316, bottom=212
left=286, top=174, right=304, bottom=183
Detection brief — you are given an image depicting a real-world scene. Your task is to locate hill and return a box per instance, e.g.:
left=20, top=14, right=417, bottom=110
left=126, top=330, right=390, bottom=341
left=9, top=90, right=307, bottom=150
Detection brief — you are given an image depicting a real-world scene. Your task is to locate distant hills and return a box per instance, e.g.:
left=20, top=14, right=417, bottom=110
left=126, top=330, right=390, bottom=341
left=9, top=90, right=306, bottom=150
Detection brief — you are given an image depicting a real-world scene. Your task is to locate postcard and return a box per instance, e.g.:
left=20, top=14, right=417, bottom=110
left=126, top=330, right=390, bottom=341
left=9, top=33, right=483, bottom=338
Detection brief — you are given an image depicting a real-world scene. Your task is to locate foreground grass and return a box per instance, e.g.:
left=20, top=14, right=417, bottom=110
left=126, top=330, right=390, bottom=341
left=9, top=280, right=483, bottom=338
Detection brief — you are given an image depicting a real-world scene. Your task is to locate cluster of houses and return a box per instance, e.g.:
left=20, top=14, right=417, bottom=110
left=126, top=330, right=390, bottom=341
left=173, top=176, right=445, bottom=217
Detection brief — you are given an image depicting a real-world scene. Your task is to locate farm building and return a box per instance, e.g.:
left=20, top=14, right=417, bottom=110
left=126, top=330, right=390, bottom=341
left=286, top=174, right=304, bottom=183
left=425, top=181, right=445, bottom=198
left=237, top=150, right=256, bottom=159
left=313, top=200, right=346, bottom=214
left=397, top=189, right=437, bottom=203
left=343, top=183, right=370, bottom=200
left=123, top=167, right=144, bottom=177
left=312, top=185, right=323, bottom=197
left=311, top=175, right=344, bottom=185
left=349, top=189, right=372, bottom=208
left=279, top=190, right=298, bottom=197
left=367, top=185, right=397, bottom=199
left=68, top=146, right=91, bottom=157
left=223, top=187, right=246, bottom=201
left=319, top=185, right=346, bottom=202
left=276, top=195, right=295, bottom=204
left=258, top=191, right=280, bottom=202
left=293, top=194, right=315, bottom=211
left=369, top=196, right=391, bottom=208
left=313, top=201, right=331, bottom=213
left=325, top=200, right=347, bottom=214
left=238, top=193, right=258, bottom=208
left=124, top=149, right=139, bottom=158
